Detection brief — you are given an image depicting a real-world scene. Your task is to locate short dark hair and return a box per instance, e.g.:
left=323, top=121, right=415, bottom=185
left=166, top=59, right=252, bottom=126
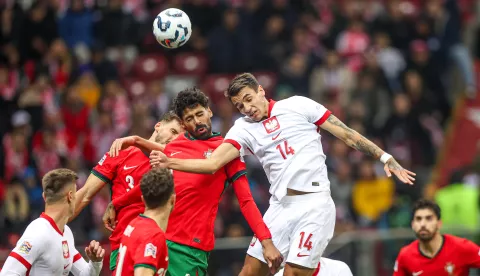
left=160, top=110, right=181, bottom=124
left=172, top=87, right=209, bottom=118
left=225, top=73, right=260, bottom=98
left=42, top=169, right=78, bottom=203
left=412, top=199, right=441, bottom=220
left=140, top=168, right=174, bottom=209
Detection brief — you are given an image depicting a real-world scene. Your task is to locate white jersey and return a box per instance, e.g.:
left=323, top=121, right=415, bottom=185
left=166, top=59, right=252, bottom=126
left=275, top=258, right=353, bottom=276
left=0, top=213, right=102, bottom=276
left=225, top=96, right=331, bottom=201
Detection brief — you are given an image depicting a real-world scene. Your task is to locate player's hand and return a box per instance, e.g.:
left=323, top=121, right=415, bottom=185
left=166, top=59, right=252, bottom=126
left=261, top=239, right=283, bottom=274
left=149, top=150, right=169, bottom=168
left=102, top=202, right=117, bottom=232
left=384, top=157, right=416, bottom=185
left=109, top=136, right=136, bottom=157
left=85, top=240, right=105, bottom=262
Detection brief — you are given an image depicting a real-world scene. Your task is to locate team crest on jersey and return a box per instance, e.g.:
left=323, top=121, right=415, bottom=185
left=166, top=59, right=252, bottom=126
left=18, top=241, right=32, bottom=254
left=98, top=154, right=107, bottom=165
left=262, top=116, right=280, bottom=134
left=204, top=149, right=213, bottom=159
left=445, top=262, right=455, bottom=275
left=62, top=240, right=70, bottom=258
left=144, top=243, right=157, bottom=258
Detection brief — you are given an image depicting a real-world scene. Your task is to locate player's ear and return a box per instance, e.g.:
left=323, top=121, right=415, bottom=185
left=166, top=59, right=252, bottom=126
left=169, top=193, right=176, bottom=210
left=42, top=192, right=46, bottom=202
left=154, top=122, right=162, bottom=131
left=258, top=85, right=265, bottom=97
left=140, top=195, right=145, bottom=206
left=207, top=107, right=213, bottom=118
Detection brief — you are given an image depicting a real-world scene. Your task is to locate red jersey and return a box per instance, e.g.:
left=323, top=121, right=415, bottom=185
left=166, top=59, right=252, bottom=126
left=112, top=132, right=272, bottom=252
left=91, top=147, right=150, bottom=250
left=114, top=214, right=169, bottom=276
left=394, top=234, right=480, bottom=276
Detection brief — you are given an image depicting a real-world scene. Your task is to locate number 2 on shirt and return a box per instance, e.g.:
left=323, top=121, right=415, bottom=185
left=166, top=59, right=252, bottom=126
left=276, top=140, right=295, bottom=159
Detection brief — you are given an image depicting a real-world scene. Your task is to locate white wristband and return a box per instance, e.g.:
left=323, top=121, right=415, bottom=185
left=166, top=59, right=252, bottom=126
left=380, top=153, right=392, bottom=164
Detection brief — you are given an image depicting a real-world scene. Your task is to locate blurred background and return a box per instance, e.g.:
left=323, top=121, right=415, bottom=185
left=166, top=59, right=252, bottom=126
left=1, top=0, right=480, bottom=275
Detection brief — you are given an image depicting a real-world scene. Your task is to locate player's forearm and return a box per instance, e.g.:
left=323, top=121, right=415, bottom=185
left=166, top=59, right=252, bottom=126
left=71, top=175, right=105, bottom=221
left=233, top=175, right=272, bottom=241
left=133, top=136, right=165, bottom=153
left=71, top=258, right=102, bottom=276
left=166, top=157, right=219, bottom=174
left=325, top=116, right=384, bottom=159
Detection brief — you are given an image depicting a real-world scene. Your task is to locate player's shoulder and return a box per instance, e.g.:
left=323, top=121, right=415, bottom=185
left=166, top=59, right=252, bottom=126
left=276, top=95, right=312, bottom=107
left=398, top=239, right=419, bottom=257
left=445, top=234, right=478, bottom=249
left=21, top=218, right=52, bottom=241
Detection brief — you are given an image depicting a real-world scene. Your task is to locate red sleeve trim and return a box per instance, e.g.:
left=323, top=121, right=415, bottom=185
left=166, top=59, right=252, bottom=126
left=224, top=139, right=241, bottom=150
left=314, top=110, right=332, bottom=126
left=73, top=253, right=82, bottom=263
left=9, top=252, right=32, bottom=271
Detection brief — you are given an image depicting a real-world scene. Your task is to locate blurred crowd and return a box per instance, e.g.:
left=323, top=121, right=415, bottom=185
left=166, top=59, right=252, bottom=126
left=0, top=0, right=479, bottom=267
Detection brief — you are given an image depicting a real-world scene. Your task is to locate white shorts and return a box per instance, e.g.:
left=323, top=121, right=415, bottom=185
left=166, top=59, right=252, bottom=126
left=247, top=192, right=335, bottom=269
left=275, top=258, right=353, bottom=276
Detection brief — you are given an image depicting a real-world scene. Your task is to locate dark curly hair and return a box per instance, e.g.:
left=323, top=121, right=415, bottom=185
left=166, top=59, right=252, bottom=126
left=412, top=199, right=441, bottom=220
left=140, top=168, right=174, bottom=209
left=172, top=87, right=210, bottom=118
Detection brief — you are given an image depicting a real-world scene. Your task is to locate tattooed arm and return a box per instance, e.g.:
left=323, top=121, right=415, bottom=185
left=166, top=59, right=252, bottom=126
left=320, top=114, right=415, bottom=184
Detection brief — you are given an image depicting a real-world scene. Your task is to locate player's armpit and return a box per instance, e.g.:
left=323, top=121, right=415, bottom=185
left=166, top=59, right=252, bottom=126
left=232, top=175, right=272, bottom=241
left=133, top=266, right=156, bottom=276
left=70, top=174, right=106, bottom=222
left=167, top=143, right=239, bottom=174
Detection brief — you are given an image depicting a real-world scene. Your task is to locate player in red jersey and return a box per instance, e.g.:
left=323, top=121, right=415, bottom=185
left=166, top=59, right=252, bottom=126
left=393, top=199, right=480, bottom=276
left=114, top=168, right=175, bottom=276
left=70, top=112, right=183, bottom=272
left=107, top=88, right=283, bottom=275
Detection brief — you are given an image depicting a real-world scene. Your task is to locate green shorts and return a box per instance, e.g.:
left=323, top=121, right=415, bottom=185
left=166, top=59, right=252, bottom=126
left=166, top=240, right=210, bottom=276
left=110, top=248, right=119, bottom=271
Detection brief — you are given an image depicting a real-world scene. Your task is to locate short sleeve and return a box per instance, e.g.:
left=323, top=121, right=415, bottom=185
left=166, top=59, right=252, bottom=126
left=8, top=225, right=45, bottom=271
left=392, top=249, right=408, bottom=276
left=91, top=152, right=124, bottom=183
left=224, top=123, right=252, bottom=157
left=290, top=96, right=331, bottom=126
left=461, top=238, right=480, bottom=267
left=133, top=233, right=167, bottom=272
left=224, top=158, right=247, bottom=183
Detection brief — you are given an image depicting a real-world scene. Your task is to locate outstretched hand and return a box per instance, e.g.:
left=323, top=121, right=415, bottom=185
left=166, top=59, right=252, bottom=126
left=150, top=150, right=169, bottom=168
left=384, top=157, right=416, bottom=185
left=109, top=136, right=136, bottom=157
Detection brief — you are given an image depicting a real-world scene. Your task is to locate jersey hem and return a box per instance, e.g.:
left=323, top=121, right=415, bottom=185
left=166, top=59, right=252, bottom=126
left=134, top=263, right=157, bottom=272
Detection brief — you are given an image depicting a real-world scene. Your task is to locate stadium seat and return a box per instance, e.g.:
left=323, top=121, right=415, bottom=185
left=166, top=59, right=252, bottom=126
left=132, top=54, right=168, bottom=81
left=201, top=74, right=235, bottom=104
left=252, top=72, right=277, bottom=98
left=123, top=78, right=147, bottom=99
left=173, top=52, right=208, bottom=76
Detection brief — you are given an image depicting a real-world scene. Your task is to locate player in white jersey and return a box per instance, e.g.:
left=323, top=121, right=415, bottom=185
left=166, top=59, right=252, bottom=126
left=0, top=169, right=105, bottom=276
left=275, top=258, right=353, bottom=276
left=150, top=73, right=415, bottom=276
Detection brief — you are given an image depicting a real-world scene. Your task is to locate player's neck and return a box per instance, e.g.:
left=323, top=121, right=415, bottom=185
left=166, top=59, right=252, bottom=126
left=44, top=204, right=70, bottom=233
left=143, top=208, right=170, bottom=232
left=419, top=234, right=443, bottom=258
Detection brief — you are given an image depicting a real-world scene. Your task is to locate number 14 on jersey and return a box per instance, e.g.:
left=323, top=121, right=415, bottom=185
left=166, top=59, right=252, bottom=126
left=276, top=140, right=295, bottom=159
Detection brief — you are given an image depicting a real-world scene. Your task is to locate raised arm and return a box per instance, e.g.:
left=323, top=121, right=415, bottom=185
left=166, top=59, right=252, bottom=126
left=109, top=136, right=165, bottom=157
left=71, top=174, right=107, bottom=221
left=150, top=142, right=240, bottom=174
left=321, top=114, right=415, bottom=184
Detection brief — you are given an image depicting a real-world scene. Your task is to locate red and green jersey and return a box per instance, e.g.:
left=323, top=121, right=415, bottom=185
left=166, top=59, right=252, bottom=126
left=114, top=214, right=169, bottom=276
left=91, top=147, right=150, bottom=250
left=113, top=132, right=272, bottom=252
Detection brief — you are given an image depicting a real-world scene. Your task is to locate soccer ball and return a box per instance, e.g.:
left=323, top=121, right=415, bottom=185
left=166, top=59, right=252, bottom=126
left=153, top=8, right=192, bottom=49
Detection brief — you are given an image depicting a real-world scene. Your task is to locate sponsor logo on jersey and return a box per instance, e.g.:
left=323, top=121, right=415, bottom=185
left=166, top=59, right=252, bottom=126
left=144, top=243, right=157, bottom=258
left=203, top=149, right=213, bottom=159
left=62, top=240, right=70, bottom=259
left=18, top=241, right=32, bottom=254
left=262, top=116, right=280, bottom=134
left=98, top=154, right=107, bottom=165
left=445, top=262, right=455, bottom=275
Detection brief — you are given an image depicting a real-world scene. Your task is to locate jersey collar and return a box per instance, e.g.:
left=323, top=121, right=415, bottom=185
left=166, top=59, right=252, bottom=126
left=417, top=235, right=445, bottom=259
left=267, top=99, right=276, bottom=118
left=40, top=212, right=64, bottom=236
left=184, top=131, right=221, bottom=141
